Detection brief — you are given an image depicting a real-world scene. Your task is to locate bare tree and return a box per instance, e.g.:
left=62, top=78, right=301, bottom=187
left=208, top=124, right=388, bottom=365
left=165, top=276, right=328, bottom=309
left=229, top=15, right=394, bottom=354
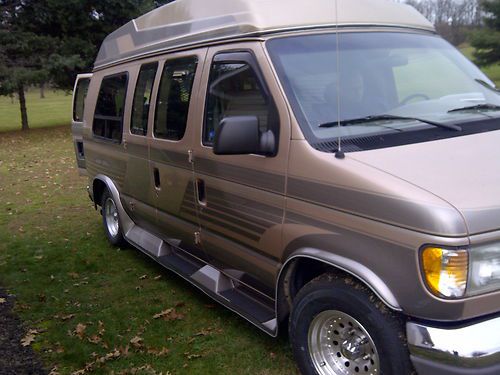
left=403, top=0, right=483, bottom=45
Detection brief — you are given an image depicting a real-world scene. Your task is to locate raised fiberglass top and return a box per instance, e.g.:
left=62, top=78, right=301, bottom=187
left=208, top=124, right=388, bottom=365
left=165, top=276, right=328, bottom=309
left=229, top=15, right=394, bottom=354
left=94, top=0, right=434, bottom=70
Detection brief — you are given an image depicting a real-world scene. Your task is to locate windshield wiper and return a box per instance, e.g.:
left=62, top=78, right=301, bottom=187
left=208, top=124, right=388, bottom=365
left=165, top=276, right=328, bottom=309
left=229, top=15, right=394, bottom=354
left=475, top=79, right=500, bottom=93
left=448, top=103, right=500, bottom=113
left=319, top=114, right=462, bottom=131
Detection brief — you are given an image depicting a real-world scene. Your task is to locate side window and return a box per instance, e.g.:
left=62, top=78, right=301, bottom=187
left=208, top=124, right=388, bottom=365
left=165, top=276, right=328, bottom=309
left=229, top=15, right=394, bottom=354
left=204, top=61, right=274, bottom=146
left=131, top=63, right=158, bottom=136
left=93, top=73, right=128, bottom=143
left=154, top=57, right=198, bottom=141
left=73, top=78, right=90, bottom=122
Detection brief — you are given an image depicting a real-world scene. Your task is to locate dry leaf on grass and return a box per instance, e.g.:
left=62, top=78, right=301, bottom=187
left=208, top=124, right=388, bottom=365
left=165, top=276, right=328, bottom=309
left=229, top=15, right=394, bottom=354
left=152, top=308, right=184, bottom=321
left=21, top=329, right=39, bottom=347
left=75, top=323, right=87, bottom=339
left=0, top=298, right=6, bottom=304
left=129, top=336, right=143, bottom=349
left=54, top=313, right=75, bottom=321
left=139, top=274, right=148, bottom=280
left=87, top=335, right=101, bottom=344
left=98, top=321, right=105, bottom=336
left=147, top=347, right=170, bottom=357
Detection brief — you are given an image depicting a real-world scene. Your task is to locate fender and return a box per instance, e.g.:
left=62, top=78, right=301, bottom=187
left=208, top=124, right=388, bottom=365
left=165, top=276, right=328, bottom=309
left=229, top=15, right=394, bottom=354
left=276, top=248, right=402, bottom=314
left=93, top=174, right=135, bottom=235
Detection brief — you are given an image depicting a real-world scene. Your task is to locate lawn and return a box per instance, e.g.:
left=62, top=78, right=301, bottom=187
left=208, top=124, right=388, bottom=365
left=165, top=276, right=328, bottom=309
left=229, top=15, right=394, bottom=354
left=0, top=90, right=73, bottom=133
left=0, top=126, right=298, bottom=374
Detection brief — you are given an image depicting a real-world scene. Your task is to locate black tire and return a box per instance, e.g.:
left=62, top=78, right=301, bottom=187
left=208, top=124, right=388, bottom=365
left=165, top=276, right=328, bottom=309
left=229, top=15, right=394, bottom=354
left=289, top=273, right=415, bottom=375
left=101, top=189, right=126, bottom=247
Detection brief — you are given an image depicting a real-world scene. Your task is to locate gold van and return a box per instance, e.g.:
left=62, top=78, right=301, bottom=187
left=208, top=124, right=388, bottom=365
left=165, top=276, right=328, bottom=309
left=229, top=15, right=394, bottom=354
left=71, top=0, right=500, bottom=374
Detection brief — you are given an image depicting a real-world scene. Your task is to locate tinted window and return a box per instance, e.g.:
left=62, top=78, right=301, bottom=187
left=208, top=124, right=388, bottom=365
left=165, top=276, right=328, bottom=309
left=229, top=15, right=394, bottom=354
left=131, top=63, right=158, bottom=136
left=204, top=62, right=272, bottom=146
left=73, top=78, right=90, bottom=122
left=154, top=57, right=197, bottom=141
left=93, top=73, right=128, bottom=142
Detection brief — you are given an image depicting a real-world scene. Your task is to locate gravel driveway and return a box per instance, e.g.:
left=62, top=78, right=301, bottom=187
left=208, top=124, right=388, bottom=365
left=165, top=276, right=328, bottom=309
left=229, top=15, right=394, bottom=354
left=0, top=289, right=47, bottom=375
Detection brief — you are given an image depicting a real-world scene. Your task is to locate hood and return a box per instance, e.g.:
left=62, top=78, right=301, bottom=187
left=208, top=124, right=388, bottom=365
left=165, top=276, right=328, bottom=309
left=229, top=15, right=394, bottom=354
left=351, top=130, right=500, bottom=235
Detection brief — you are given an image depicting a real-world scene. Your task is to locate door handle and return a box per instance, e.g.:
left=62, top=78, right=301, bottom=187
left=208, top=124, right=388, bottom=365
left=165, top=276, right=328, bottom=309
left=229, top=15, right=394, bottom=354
left=153, top=168, right=161, bottom=190
left=196, top=179, right=207, bottom=207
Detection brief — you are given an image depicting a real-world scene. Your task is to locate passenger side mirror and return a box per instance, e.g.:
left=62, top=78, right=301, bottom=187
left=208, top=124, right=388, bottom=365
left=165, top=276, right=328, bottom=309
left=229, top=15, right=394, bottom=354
left=213, top=116, right=276, bottom=156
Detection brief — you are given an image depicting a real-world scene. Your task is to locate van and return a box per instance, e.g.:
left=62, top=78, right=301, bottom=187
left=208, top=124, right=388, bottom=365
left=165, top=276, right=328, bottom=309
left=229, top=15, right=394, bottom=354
left=71, top=0, right=500, bottom=374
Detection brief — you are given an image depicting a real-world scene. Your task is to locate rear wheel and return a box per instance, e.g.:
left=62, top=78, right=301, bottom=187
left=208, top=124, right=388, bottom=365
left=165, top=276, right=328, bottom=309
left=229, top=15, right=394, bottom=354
left=289, top=273, right=415, bottom=375
left=101, top=190, right=125, bottom=247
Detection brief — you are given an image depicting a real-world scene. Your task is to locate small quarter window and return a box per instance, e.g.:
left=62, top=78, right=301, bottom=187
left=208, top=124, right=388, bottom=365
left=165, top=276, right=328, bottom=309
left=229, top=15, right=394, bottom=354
left=204, top=61, right=274, bottom=146
left=93, top=73, right=128, bottom=143
left=131, top=63, right=158, bottom=136
left=73, top=78, right=90, bottom=122
left=154, top=57, right=198, bottom=141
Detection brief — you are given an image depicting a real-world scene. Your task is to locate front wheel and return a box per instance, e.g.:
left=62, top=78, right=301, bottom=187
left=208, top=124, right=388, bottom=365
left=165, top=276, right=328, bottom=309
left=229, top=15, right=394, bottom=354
left=289, top=273, right=415, bottom=375
left=101, top=190, right=126, bottom=247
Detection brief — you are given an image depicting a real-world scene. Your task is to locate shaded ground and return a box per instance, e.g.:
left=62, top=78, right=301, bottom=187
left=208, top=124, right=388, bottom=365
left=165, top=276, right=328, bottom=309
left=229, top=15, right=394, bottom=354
left=0, top=289, right=47, bottom=375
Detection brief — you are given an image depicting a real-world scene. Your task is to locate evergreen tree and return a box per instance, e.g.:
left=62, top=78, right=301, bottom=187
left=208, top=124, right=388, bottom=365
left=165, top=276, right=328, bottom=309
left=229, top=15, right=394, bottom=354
left=471, top=0, right=500, bottom=66
left=0, top=0, right=174, bottom=130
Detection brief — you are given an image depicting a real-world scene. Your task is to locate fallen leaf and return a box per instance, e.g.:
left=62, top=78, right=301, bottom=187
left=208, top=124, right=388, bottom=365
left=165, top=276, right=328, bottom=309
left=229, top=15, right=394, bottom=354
left=88, top=335, right=102, bottom=344
left=139, top=274, right=148, bottom=280
left=75, top=323, right=87, bottom=339
left=61, top=314, right=75, bottom=321
left=153, top=275, right=162, bottom=280
left=130, top=336, right=143, bottom=349
left=98, top=321, right=105, bottom=336
left=152, top=308, right=184, bottom=321
left=0, top=298, right=6, bottom=304
left=147, top=347, right=170, bottom=357
left=21, top=329, right=38, bottom=347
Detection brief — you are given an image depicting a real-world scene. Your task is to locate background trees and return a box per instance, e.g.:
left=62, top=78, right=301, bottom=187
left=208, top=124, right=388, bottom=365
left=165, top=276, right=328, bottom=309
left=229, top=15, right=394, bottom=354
left=0, top=0, right=174, bottom=130
left=471, top=0, right=500, bottom=66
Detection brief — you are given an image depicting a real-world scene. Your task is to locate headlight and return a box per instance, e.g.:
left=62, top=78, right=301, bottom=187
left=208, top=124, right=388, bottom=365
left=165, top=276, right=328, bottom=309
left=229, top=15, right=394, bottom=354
left=468, top=244, right=500, bottom=296
left=421, top=246, right=468, bottom=298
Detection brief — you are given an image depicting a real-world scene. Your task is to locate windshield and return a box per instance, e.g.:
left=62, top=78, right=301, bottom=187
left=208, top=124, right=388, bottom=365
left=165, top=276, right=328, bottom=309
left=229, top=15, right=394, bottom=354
left=267, top=31, right=500, bottom=151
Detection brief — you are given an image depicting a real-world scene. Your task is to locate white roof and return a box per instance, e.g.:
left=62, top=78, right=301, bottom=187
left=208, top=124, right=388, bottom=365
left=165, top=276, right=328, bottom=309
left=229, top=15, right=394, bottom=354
left=94, top=0, right=434, bottom=70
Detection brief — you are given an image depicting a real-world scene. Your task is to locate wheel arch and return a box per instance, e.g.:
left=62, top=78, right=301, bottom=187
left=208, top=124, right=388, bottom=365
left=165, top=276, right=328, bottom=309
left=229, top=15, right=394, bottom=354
left=276, top=249, right=402, bottom=332
left=92, top=175, right=134, bottom=235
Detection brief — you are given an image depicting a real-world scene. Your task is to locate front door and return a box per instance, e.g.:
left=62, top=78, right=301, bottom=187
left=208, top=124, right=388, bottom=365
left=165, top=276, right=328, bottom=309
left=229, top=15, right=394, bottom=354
left=149, top=49, right=208, bottom=261
left=192, top=44, right=291, bottom=297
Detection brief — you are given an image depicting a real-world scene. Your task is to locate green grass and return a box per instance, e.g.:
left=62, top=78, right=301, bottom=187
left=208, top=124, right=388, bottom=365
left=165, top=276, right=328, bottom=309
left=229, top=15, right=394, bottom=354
left=460, top=44, right=500, bottom=86
left=0, top=126, right=298, bottom=375
left=0, top=90, right=72, bottom=133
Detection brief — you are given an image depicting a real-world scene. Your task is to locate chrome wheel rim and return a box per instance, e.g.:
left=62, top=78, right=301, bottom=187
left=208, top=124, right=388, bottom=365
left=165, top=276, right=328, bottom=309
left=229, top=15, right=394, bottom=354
left=308, top=310, right=380, bottom=375
left=104, top=197, right=119, bottom=237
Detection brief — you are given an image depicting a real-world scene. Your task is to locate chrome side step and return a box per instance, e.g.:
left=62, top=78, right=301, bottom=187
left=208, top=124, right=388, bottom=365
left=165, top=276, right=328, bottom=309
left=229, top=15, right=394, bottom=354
left=124, top=224, right=277, bottom=336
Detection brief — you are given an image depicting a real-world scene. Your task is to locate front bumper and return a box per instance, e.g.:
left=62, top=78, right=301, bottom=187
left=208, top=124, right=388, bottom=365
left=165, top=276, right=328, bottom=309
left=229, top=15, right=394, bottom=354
left=407, top=316, right=500, bottom=375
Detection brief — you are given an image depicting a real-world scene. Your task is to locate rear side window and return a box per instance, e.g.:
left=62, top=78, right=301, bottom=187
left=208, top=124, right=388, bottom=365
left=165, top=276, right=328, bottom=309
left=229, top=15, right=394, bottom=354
left=131, top=63, right=158, bottom=136
left=93, top=73, right=128, bottom=143
left=204, top=62, right=273, bottom=146
left=154, top=57, right=197, bottom=141
left=73, top=78, right=90, bottom=122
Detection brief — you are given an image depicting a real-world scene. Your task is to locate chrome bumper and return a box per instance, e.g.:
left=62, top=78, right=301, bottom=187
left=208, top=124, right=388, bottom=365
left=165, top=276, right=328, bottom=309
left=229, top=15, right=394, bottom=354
left=407, top=316, right=500, bottom=374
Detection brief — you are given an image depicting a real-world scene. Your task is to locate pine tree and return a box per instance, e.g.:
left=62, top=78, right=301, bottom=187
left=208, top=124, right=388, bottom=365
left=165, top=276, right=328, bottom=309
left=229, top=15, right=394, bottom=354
left=471, top=0, right=500, bottom=66
left=0, top=0, right=172, bottom=130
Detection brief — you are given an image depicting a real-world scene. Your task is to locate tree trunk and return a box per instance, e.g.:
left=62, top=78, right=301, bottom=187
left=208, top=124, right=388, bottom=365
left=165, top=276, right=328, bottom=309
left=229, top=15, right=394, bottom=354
left=18, top=84, right=29, bottom=131
left=40, top=83, right=45, bottom=99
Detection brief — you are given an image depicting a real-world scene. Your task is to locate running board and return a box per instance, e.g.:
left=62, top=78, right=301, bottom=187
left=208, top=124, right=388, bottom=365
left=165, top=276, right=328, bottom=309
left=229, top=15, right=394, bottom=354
left=125, top=225, right=277, bottom=336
